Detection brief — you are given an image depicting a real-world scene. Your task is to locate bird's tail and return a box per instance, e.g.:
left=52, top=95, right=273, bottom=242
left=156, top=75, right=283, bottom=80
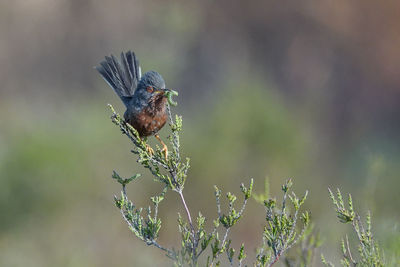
left=96, top=51, right=141, bottom=105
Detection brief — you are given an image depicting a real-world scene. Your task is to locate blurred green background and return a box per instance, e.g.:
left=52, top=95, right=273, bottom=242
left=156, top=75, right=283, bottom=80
left=1, top=1, right=399, bottom=266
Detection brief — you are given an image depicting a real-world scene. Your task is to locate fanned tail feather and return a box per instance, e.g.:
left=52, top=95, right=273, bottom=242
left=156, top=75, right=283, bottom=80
left=96, top=51, right=140, bottom=105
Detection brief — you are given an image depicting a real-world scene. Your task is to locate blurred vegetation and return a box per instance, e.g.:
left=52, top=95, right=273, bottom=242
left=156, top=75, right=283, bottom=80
left=1, top=0, right=400, bottom=266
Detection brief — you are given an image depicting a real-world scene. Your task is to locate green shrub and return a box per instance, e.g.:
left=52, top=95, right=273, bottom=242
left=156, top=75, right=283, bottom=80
left=107, top=104, right=385, bottom=267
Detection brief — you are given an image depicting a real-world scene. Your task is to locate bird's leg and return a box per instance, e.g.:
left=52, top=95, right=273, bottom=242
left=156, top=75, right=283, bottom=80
left=142, top=137, right=154, bottom=156
left=155, top=134, right=168, bottom=160
left=146, top=144, right=154, bottom=156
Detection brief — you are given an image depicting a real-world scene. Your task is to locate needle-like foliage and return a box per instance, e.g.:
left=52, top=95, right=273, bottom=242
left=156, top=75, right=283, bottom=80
left=321, top=189, right=384, bottom=267
left=254, top=179, right=310, bottom=267
left=106, top=103, right=386, bottom=267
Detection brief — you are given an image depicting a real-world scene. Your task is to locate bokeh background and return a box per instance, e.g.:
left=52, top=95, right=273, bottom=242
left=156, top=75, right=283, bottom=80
left=1, top=0, right=399, bottom=266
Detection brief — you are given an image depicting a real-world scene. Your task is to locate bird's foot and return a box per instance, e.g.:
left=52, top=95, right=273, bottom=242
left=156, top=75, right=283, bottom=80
left=161, top=143, right=168, bottom=161
left=145, top=143, right=154, bottom=156
left=155, top=134, right=168, bottom=161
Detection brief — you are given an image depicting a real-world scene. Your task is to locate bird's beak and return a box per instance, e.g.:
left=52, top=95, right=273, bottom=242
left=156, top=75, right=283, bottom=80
left=163, top=89, right=179, bottom=106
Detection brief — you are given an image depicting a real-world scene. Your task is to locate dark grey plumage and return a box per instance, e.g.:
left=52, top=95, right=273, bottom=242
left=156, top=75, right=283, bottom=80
left=97, top=49, right=174, bottom=161
left=96, top=51, right=140, bottom=107
left=136, top=70, right=166, bottom=91
left=131, top=71, right=166, bottom=109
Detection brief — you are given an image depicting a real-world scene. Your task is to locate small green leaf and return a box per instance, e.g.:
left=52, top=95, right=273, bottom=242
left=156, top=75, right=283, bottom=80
left=238, top=243, right=246, bottom=261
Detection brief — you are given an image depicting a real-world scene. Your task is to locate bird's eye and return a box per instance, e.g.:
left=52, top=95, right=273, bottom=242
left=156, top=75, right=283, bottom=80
left=146, top=86, right=154, bottom=93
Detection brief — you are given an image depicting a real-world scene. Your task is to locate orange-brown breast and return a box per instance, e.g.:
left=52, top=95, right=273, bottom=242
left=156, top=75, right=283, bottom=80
left=126, top=94, right=168, bottom=137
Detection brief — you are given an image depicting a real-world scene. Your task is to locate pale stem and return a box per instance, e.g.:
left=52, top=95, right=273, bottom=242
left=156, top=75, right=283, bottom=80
left=178, top=190, right=195, bottom=235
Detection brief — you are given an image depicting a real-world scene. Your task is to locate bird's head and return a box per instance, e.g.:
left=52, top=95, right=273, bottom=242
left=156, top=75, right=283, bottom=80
left=135, top=71, right=178, bottom=106
left=138, top=70, right=166, bottom=91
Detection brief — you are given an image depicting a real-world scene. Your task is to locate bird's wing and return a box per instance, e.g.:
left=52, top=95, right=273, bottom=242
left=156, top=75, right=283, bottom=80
left=96, top=51, right=140, bottom=99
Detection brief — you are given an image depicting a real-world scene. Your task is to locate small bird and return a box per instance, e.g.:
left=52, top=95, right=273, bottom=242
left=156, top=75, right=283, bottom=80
left=96, top=51, right=176, bottom=159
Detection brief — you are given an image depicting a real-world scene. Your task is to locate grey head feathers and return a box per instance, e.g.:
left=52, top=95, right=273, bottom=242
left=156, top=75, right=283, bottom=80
left=136, top=70, right=166, bottom=91
left=129, top=71, right=166, bottom=110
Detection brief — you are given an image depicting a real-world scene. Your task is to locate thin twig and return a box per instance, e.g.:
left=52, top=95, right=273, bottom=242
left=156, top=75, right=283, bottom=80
left=167, top=104, right=181, bottom=162
left=178, top=189, right=197, bottom=264
left=268, top=250, right=283, bottom=267
left=151, top=240, right=174, bottom=256
left=222, top=228, right=231, bottom=247
left=345, top=234, right=357, bottom=266
left=178, top=190, right=195, bottom=234
left=120, top=203, right=174, bottom=257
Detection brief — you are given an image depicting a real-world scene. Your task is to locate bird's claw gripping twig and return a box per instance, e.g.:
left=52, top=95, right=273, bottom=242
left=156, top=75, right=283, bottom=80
left=161, top=143, right=168, bottom=161
left=155, top=134, right=168, bottom=161
left=145, top=143, right=154, bottom=156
